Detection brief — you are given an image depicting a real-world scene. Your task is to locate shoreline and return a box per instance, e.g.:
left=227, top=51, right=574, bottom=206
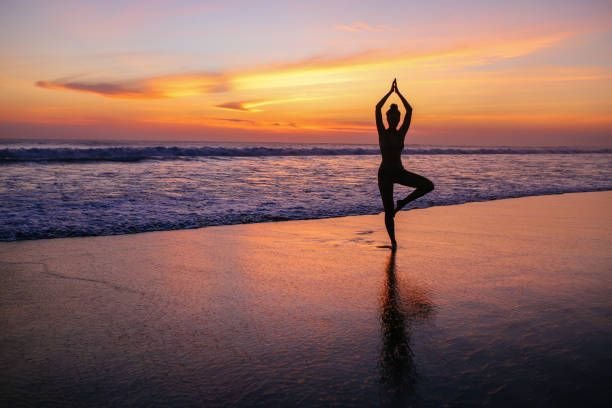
left=1, top=189, right=611, bottom=243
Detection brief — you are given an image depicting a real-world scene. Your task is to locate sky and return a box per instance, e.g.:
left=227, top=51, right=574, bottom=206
left=1, top=0, right=611, bottom=146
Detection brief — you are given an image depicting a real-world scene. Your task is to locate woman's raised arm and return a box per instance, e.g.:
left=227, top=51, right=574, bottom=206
left=395, top=85, right=412, bottom=134
left=376, top=81, right=395, bottom=132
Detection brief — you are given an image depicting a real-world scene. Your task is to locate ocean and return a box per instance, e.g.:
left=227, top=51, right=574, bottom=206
left=1, top=141, right=611, bottom=241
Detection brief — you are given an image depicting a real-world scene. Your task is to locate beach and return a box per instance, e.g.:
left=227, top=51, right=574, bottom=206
left=1, top=191, right=611, bottom=406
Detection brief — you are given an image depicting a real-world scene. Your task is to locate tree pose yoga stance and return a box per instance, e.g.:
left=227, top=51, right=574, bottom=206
left=376, top=79, right=434, bottom=251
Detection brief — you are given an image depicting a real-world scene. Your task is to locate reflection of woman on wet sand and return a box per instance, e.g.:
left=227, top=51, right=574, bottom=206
left=379, top=252, right=434, bottom=401
left=376, top=79, right=434, bottom=250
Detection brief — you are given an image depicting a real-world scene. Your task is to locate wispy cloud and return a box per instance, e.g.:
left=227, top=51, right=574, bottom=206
left=216, top=97, right=329, bottom=112
left=216, top=101, right=257, bottom=111
left=213, top=117, right=257, bottom=125
left=36, top=73, right=228, bottom=99
left=36, top=80, right=160, bottom=99
left=36, top=31, right=571, bottom=101
left=336, top=21, right=389, bottom=33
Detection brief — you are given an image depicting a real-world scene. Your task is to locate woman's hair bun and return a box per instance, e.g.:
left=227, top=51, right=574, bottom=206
left=388, top=103, right=399, bottom=112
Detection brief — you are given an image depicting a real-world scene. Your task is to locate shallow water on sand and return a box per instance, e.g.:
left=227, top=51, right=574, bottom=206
left=0, top=193, right=611, bottom=406
left=1, top=142, right=611, bottom=241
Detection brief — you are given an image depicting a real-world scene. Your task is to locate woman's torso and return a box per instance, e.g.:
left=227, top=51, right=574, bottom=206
left=378, top=128, right=405, bottom=171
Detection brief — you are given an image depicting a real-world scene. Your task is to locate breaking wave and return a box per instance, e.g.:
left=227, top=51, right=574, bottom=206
left=2, top=145, right=610, bottom=164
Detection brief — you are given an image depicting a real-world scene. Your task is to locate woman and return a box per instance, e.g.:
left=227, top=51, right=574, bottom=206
left=376, top=79, right=434, bottom=251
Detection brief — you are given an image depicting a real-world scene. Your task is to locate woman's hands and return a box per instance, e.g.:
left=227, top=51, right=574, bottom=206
left=377, top=78, right=412, bottom=133
left=377, top=80, right=395, bottom=108
left=393, top=78, right=409, bottom=105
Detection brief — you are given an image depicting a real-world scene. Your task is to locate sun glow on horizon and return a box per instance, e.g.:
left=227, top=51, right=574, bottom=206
left=1, top=1, right=611, bottom=145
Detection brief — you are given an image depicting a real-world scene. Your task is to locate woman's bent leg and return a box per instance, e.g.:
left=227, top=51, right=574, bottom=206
left=394, top=169, right=434, bottom=214
left=378, top=171, right=397, bottom=250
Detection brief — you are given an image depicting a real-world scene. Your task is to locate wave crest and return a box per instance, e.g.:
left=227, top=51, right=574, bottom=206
left=1, top=145, right=610, bottom=164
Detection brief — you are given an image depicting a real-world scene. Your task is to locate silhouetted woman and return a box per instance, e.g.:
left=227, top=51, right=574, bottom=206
left=376, top=79, right=434, bottom=250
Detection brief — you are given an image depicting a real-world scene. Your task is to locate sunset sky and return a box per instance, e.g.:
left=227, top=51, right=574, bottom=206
left=1, top=0, right=611, bottom=145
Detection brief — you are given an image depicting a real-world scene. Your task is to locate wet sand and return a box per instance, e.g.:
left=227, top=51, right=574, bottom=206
left=1, top=192, right=611, bottom=406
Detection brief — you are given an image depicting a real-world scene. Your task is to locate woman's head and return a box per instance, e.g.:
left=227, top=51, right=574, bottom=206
left=386, top=104, right=400, bottom=130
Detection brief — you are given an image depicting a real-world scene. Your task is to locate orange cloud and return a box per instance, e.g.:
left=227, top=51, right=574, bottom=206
left=35, top=31, right=570, bottom=101
left=216, top=96, right=330, bottom=112
left=216, top=101, right=259, bottom=112
left=36, top=73, right=228, bottom=99
left=35, top=79, right=158, bottom=99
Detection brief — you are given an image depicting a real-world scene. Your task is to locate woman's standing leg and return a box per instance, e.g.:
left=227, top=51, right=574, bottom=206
left=378, top=169, right=397, bottom=250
